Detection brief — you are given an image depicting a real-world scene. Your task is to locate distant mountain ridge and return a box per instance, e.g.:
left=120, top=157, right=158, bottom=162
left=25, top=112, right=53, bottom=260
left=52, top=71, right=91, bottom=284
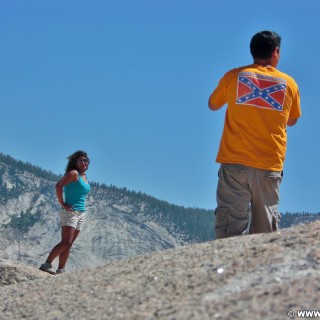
left=0, top=152, right=214, bottom=270
left=0, top=152, right=318, bottom=271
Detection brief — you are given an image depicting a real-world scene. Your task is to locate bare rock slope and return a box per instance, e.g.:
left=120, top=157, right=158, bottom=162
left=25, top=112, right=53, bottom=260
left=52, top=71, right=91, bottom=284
left=0, top=157, right=211, bottom=271
left=0, top=261, right=49, bottom=286
left=1, top=221, right=320, bottom=319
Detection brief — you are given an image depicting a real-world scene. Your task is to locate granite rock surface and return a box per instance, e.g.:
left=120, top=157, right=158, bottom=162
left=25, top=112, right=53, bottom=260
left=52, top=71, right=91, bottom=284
left=1, top=221, right=319, bottom=319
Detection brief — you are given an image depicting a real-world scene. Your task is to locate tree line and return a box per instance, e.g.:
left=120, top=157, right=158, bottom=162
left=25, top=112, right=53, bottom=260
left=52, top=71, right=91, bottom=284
left=1, top=152, right=319, bottom=242
left=0, top=152, right=61, bottom=181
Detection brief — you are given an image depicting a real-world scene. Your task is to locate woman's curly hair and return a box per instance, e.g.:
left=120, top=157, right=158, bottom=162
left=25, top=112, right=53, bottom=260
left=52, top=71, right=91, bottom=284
left=65, top=150, right=90, bottom=173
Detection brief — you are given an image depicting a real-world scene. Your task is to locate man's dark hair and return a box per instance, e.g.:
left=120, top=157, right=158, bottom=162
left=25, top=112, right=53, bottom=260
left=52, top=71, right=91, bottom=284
left=250, top=31, right=281, bottom=59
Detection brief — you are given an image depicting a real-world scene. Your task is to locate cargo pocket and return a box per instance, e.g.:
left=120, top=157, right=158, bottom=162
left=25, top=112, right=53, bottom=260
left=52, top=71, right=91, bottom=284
left=272, top=209, right=281, bottom=231
left=228, top=210, right=250, bottom=236
left=264, top=171, right=282, bottom=183
left=214, top=207, right=228, bottom=239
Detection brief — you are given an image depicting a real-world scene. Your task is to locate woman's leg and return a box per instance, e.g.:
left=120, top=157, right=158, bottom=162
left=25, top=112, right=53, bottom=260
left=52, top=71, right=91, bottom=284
left=45, top=226, right=76, bottom=264
left=57, top=229, right=80, bottom=270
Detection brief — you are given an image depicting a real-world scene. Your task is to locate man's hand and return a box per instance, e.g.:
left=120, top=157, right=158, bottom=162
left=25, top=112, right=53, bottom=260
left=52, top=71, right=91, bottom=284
left=208, top=99, right=223, bottom=111
left=287, top=118, right=298, bottom=126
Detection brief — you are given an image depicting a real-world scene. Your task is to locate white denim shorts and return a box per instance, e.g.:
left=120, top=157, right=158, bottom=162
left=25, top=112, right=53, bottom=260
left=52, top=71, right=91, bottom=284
left=59, top=209, right=85, bottom=231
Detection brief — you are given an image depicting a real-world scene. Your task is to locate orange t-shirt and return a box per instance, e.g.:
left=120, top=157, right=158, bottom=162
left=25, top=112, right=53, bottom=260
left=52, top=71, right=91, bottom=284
left=209, top=64, right=301, bottom=171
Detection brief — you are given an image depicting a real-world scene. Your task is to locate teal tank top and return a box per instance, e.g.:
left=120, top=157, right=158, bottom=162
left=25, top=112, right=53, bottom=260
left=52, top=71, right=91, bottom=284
left=64, top=173, right=91, bottom=212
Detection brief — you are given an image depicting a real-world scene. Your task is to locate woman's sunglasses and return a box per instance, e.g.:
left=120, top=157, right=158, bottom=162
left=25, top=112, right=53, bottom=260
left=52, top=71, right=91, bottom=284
left=77, top=158, right=90, bottom=165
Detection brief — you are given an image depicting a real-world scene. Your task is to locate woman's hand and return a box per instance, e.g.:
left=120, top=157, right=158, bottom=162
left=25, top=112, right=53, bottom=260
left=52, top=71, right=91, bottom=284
left=61, top=203, right=73, bottom=211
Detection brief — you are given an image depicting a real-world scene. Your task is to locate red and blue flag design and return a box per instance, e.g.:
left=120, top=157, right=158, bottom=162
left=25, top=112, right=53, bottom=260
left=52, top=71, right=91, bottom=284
left=236, top=72, right=287, bottom=111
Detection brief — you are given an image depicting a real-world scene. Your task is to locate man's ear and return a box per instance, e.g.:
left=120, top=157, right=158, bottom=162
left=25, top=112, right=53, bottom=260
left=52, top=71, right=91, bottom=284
left=272, top=47, right=278, bottom=56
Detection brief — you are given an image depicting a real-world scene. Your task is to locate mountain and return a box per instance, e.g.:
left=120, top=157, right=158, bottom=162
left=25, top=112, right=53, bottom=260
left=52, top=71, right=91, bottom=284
left=0, top=152, right=213, bottom=270
left=279, top=211, right=320, bottom=228
left=1, top=152, right=318, bottom=272
left=1, top=220, right=320, bottom=319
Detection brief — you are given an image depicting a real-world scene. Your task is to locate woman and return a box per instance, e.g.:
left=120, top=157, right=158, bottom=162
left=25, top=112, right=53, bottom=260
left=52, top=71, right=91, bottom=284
left=39, top=150, right=91, bottom=275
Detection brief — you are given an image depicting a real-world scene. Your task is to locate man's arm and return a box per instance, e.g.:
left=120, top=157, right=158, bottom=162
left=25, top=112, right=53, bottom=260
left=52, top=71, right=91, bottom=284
left=287, top=118, right=298, bottom=126
left=208, top=73, right=228, bottom=111
left=208, top=98, right=223, bottom=111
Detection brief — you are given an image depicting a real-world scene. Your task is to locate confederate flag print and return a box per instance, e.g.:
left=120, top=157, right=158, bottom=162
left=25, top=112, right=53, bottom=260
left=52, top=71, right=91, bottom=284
left=236, top=72, right=287, bottom=111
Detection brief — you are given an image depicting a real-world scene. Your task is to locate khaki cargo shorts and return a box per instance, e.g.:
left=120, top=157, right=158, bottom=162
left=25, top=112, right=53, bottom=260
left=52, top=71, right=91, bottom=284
left=214, top=164, right=282, bottom=239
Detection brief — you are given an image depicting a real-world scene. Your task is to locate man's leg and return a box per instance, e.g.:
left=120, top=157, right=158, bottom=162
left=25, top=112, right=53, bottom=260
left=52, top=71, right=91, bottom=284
left=215, top=164, right=252, bottom=239
left=249, top=169, right=282, bottom=234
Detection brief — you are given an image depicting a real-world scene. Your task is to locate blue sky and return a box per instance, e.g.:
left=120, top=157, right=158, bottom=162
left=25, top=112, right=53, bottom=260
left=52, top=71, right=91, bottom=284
left=1, top=0, right=319, bottom=213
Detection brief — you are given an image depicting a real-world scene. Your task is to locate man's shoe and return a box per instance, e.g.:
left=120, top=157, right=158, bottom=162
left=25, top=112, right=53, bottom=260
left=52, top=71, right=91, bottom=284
left=39, top=263, right=56, bottom=275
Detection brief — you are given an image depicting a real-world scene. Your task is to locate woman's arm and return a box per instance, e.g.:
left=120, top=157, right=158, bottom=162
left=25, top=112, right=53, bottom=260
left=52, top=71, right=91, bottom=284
left=55, top=170, right=78, bottom=211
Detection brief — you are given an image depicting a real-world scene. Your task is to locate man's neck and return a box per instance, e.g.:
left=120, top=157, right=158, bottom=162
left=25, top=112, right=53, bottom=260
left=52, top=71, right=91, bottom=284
left=253, top=58, right=276, bottom=68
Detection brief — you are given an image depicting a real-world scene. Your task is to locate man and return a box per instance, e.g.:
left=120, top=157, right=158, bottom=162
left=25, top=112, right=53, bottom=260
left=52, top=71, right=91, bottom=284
left=208, top=31, right=301, bottom=239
